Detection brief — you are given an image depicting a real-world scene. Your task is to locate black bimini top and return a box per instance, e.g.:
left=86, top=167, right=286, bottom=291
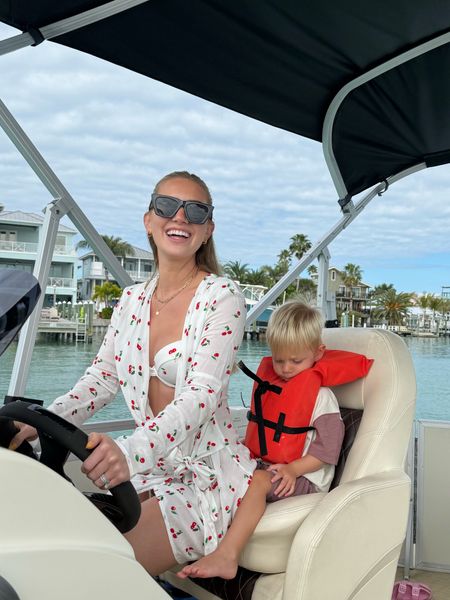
left=1, top=0, right=449, bottom=202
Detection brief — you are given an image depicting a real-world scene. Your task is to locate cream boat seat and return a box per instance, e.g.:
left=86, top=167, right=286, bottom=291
left=164, top=327, right=416, bottom=600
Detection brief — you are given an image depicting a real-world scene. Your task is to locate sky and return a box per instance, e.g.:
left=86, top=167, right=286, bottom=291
left=0, top=22, right=449, bottom=295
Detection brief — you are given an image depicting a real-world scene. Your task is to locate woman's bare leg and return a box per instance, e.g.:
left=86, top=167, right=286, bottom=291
left=125, top=496, right=177, bottom=576
left=177, top=469, right=271, bottom=580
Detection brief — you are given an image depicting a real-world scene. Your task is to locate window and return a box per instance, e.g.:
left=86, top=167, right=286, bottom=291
left=331, top=270, right=336, bottom=281
left=0, top=230, right=17, bottom=241
left=3, top=262, right=32, bottom=272
left=49, top=264, right=64, bottom=277
left=338, top=285, right=345, bottom=295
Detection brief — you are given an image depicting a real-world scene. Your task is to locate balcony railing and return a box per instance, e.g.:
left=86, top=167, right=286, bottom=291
left=0, top=240, right=76, bottom=256
left=127, top=270, right=150, bottom=281
left=47, top=277, right=76, bottom=289
left=336, top=290, right=367, bottom=300
left=54, top=244, right=76, bottom=256
left=84, top=268, right=150, bottom=281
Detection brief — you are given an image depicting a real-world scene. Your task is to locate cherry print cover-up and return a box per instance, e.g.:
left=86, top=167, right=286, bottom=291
left=48, top=274, right=256, bottom=562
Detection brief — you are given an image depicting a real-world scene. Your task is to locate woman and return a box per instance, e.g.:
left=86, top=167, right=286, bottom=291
left=11, top=171, right=255, bottom=576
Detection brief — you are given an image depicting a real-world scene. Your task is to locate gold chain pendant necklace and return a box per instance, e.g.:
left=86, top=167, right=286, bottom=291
left=153, top=266, right=198, bottom=316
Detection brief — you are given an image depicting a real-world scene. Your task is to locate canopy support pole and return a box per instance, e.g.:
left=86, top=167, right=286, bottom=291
left=0, top=96, right=134, bottom=398
left=316, top=247, right=336, bottom=324
left=0, top=0, right=149, bottom=57
left=8, top=200, right=64, bottom=397
left=246, top=159, right=426, bottom=328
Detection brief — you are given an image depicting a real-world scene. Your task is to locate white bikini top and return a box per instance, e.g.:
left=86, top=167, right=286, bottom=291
left=149, top=340, right=182, bottom=388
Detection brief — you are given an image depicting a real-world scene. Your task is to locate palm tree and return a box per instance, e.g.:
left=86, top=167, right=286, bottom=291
left=92, top=281, right=122, bottom=307
left=223, top=260, right=250, bottom=283
left=415, top=293, right=432, bottom=332
left=296, top=278, right=317, bottom=304
left=372, top=289, right=414, bottom=326
left=245, top=268, right=271, bottom=287
left=438, top=298, right=450, bottom=335
left=370, top=283, right=395, bottom=298
left=288, top=234, right=311, bottom=261
left=307, top=264, right=318, bottom=279
left=76, top=235, right=135, bottom=281
left=288, top=234, right=312, bottom=291
left=275, top=249, right=291, bottom=283
left=341, top=263, right=363, bottom=313
left=428, top=294, right=443, bottom=334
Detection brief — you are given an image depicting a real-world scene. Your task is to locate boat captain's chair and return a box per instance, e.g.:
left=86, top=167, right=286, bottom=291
left=164, top=327, right=416, bottom=600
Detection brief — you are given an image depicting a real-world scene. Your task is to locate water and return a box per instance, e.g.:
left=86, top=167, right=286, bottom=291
left=1, top=335, right=450, bottom=423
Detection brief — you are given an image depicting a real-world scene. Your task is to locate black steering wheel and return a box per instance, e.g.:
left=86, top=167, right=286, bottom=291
left=0, top=400, right=141, bottom=533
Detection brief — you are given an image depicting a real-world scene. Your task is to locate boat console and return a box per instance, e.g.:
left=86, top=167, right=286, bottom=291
left=0, top=270, right=170, bottom=600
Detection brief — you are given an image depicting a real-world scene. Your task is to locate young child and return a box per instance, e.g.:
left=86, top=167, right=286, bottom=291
left=178, top=300, right=371, bottom=580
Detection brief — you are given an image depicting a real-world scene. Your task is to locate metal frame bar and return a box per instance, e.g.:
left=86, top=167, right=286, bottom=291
left=322, top=31, right=450, bottom=200
left=83, top=418, right=134, bottom=434
left=245, top=161, right=426, bottom=327
left=0, top=98, right=133, bottom=287
left=403, top=425, right=417, bottom=577
left=0, top=97, right=134, bottom=398
left=316, top=248, right=336, bottom=322
left=0, top=0, right=149, bottom=56
left=0, top=0, right=441, bottom=332
left=8, top=201, right=64, bottom=396
left=316, top=247, right=330, bottom=316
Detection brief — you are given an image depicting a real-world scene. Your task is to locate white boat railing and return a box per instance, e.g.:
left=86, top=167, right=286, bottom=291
left=83, top=418, right=134, bottom=434
left=415, top=420, right=450, bottom=572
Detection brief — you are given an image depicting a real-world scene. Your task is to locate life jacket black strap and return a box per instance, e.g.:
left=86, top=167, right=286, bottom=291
left=238, top=361, right=282, bottom=394
left=239, top=361, right=282, bottom=456
left=240, top=361, right=315, bottom=456
left=247, top=411, right=315, bottom=442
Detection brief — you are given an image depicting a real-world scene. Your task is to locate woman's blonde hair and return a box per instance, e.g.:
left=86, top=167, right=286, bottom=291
left=266, top=300, right=324, bottom=355
left=147, top=171, right=221, bottom=275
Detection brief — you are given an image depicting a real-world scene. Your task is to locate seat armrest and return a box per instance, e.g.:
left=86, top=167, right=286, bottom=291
left=283, top=470, right=411, bottom=600
left=239, top=492, right=326, bottom=573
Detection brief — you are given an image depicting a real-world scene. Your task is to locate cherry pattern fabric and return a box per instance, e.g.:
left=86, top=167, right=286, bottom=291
left=48, top=274, right=256, bottom=562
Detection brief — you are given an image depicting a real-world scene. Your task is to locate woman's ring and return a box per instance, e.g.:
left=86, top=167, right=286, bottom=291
left=100, top=474, right=110, bottom=489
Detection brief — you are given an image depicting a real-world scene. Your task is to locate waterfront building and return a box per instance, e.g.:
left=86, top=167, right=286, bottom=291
left=78, top=244, right=155, bottom=300
left=328, top=267, right=370, bottom=322
left=0, top=205, right=78, bottom=306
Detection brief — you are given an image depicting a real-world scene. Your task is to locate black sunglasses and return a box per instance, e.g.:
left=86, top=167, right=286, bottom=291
left=149, top=194, right=214, bottom=225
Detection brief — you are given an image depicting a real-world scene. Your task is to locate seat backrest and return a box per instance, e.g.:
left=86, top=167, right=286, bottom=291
left=322, top=327, right=416, bottom=484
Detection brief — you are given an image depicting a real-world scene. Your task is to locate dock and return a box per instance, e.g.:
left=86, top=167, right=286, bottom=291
left=38, top=316, right=91, bottom=343
left=243, top=330, right=262, bottom=340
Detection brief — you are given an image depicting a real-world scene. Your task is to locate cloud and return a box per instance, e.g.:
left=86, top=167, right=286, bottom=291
left=1, top=22, right=449, bottom=293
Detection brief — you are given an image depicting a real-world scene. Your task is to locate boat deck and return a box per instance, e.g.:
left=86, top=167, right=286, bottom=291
left=396, top=568, right=450, bottom=599
left=162, top=570, right=450, bottom=599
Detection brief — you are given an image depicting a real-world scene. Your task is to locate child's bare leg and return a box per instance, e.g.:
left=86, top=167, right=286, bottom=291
left=177, top=469, right=271, bottom=580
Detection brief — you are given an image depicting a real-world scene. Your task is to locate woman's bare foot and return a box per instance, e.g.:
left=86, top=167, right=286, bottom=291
left=177, top=549, right=238, bottom=580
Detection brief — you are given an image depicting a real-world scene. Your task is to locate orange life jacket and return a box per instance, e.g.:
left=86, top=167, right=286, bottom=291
left=242, top=349, right=373, bottom=464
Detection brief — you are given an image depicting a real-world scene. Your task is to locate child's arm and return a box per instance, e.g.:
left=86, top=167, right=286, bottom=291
left=267, top=387, right=345, bottom=498
left=267, top=455, right=325, bottom=498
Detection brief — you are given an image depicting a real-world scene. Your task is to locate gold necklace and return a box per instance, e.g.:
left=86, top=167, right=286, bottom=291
left=153, top=266, right=198, bottom=316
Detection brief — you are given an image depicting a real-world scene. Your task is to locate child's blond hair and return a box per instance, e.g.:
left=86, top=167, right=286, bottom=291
left=266, top=300, right=324, bottom=355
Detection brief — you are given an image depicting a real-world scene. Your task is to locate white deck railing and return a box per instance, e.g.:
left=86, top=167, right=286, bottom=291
left=0, top=240, right=76, bottom=255
left=47, top=276, right=76, bottom=288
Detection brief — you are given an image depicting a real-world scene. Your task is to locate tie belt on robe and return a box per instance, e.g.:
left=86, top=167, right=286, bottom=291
left=144, top=450, right=223, bottom=552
